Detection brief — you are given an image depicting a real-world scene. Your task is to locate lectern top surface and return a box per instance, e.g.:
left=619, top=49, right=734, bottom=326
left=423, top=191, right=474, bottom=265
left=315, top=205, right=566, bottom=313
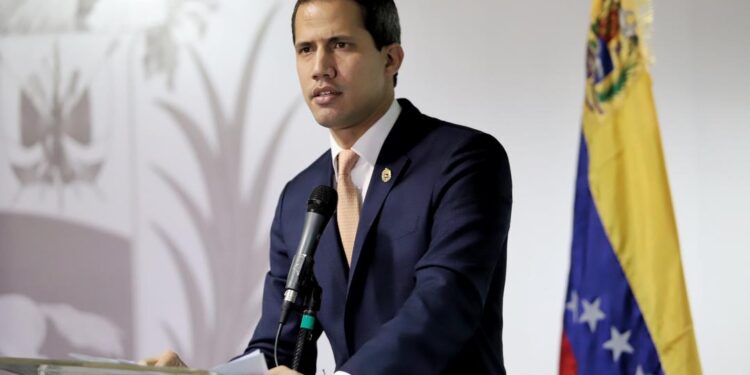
left=0, top=357, right=215, bottom=375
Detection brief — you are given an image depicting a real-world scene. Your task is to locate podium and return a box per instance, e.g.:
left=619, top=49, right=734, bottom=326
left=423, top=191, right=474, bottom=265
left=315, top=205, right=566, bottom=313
left=0, top=357, right=215, bottom=375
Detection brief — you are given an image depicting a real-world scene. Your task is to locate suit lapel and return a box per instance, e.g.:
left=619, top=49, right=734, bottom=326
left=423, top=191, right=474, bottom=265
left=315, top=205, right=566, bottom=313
left=346, top=156, right=409, bottom=291
left=346, top=100, right=419, bottom=295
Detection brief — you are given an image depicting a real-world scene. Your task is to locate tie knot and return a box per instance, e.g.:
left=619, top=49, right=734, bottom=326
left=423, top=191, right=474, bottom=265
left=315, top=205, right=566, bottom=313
left=338, top=149, right=359, bottom=177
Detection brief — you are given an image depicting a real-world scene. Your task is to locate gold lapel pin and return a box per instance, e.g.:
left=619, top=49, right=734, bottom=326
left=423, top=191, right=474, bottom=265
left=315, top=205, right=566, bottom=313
left=381, top=167, right=392, bottom=183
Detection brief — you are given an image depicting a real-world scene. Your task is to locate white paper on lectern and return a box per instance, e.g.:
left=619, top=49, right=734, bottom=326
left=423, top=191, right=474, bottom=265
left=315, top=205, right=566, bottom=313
left=69, top=350, right=268, bottom=374
left=210, top=350, right=268, bottom=375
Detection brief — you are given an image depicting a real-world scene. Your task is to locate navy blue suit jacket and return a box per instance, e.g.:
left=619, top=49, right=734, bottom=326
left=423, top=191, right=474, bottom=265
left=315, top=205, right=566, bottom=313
left=244, top=99, right=512, bottom=374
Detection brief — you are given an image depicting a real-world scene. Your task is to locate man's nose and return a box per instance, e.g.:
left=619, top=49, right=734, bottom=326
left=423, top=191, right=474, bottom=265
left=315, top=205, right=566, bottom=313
left=312, top=49, right=336, bottom=80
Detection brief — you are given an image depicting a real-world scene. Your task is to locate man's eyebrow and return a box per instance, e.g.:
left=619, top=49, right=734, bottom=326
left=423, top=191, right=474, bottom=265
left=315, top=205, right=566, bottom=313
left=328, top=35, right=353, bottom=42
left=295, top=35, right=354, bottom=48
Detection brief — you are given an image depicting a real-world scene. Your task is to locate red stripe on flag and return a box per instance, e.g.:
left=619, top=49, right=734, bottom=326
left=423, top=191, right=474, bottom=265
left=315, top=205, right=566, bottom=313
left=560, top=331, right=578, bottom=375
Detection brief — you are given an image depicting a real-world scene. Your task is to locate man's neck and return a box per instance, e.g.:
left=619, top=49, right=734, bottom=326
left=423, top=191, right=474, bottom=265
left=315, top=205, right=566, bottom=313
left=330, top=95, right=395, bottom=149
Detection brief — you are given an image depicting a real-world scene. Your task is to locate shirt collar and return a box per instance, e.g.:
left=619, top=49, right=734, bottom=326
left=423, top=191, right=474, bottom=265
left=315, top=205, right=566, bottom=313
left=329, top=99, right=402, bottom=171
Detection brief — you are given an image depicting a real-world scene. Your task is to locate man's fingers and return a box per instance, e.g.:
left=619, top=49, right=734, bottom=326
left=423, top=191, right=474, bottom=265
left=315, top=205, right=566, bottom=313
left=137, top=357, right=158, bottom=366
left=155, top=350, right=186, bottom=367
left=138, top=350, right=187, bottom=367
left=269, top=366, right=303, bottom=375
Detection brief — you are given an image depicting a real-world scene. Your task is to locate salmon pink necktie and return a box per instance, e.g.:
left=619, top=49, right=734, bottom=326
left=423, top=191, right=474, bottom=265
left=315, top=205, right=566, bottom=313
left=336, top=149, right=360, bottom=265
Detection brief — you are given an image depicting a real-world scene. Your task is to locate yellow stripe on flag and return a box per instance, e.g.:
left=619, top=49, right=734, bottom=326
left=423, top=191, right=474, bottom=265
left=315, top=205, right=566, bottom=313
left=583, top=65, right=702, bottom=374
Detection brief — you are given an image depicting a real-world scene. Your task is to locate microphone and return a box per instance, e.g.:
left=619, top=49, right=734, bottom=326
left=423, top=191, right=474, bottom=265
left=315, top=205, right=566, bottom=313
left=279, top=185, right=337, bottom=325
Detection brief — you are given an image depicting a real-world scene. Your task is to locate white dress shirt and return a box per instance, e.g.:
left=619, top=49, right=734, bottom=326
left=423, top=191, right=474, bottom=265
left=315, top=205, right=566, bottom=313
left=330, top=100, right=402, bottom=203
left=327, top=99, right=400, bottom=375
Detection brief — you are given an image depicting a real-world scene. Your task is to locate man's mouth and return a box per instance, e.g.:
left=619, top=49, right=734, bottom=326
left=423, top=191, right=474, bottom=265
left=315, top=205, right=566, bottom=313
left=312, top=88, right=342, bottom=104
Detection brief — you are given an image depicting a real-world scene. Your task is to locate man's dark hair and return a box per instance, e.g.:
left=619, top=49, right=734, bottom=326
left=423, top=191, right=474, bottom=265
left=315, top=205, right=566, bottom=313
left=292, top=0, right=402, bottom=86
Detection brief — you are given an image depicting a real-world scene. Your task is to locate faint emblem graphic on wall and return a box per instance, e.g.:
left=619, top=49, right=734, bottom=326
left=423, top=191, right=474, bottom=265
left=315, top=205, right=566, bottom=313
left=0, top=0, right=132, bottom=360
left=0, top=0, right=122, bottom=208
left=9, top=45, right=108, bottom=206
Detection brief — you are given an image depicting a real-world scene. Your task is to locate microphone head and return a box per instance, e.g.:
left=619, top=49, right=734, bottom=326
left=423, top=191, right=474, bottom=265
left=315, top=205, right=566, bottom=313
left=308, top=185, right=338, bottom=217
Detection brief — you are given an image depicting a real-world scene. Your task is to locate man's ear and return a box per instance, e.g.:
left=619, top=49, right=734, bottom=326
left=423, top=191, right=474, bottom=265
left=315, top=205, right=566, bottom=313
left=383, top=43, right=404, bottom=77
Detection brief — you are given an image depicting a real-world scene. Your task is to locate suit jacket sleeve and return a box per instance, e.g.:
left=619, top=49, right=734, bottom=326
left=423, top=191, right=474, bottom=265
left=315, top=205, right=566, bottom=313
left=241, top=183, right=320, bottom=373
left=340, top=132, right=513, bottom=374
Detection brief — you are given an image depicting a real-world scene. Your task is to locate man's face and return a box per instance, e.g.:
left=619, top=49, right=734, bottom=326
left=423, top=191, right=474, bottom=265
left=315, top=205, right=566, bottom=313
left=294, top=0, right=394, bottom=131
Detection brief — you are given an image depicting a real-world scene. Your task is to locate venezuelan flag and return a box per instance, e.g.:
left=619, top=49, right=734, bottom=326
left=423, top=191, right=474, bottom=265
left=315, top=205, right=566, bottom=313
left=559, top=0, right=702, bottom=374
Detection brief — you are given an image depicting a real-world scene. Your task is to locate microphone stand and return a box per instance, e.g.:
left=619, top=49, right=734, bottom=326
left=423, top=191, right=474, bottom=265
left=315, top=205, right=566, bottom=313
left=275, top=185, right=336, bottom=372
left=291, top=273, right=322, bottom=373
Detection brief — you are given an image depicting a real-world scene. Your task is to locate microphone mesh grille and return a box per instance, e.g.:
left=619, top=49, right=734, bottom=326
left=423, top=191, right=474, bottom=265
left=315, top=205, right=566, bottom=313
left=308, top=185, right=338, bottom=217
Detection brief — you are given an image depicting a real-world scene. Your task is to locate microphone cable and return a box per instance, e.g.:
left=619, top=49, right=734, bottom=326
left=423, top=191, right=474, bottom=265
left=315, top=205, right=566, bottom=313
left=274, top=322, right=283, bottom=367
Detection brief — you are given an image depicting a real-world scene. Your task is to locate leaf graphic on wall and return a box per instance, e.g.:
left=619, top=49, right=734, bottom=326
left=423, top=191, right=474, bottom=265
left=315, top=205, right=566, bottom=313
left=151, top=3, right=301, bottom=367
left=142, top=0, right=218, bottom=90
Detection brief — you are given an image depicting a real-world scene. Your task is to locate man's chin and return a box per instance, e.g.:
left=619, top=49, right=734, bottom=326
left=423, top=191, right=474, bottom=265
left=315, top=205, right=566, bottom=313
left=312, top=112, right=346, bottom=129
left=315, top=120, right=344, bottom=130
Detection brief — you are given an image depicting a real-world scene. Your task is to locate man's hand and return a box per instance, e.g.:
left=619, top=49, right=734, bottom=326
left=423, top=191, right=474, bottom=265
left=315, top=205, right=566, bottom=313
left=138, top=350, right=188, bottom=367
left=268, top=365, right=303, bottom=375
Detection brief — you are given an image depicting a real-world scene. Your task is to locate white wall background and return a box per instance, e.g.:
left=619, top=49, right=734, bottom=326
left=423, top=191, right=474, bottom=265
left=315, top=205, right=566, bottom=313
left=0, top=0, right=747, bottom=374
left=400, top=0, right=750, bottom=373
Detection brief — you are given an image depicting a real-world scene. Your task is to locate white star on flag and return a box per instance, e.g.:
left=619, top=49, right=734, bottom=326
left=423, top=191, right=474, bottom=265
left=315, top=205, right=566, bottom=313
left=635, top=365, right=652, bottom=375
left=565, top=290, right=579, bottom=319
left=603, top=326, right=634, bottom=362
left=579, top=297, right=606, bottom=332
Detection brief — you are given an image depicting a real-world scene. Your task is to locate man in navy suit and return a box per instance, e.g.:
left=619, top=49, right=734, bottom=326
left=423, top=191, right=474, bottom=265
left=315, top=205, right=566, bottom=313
left=142, top=0, right=511, bottom=373
left=254, top=0, right=512, bottom=374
